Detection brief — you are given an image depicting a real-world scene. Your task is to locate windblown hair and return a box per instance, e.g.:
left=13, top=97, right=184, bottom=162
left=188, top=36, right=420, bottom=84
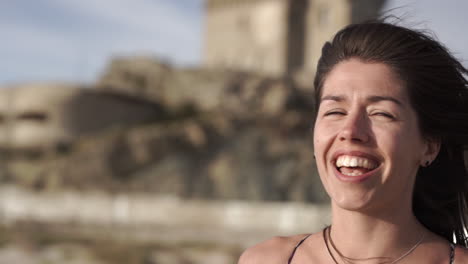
left=313, top=19, right=468, bottom=246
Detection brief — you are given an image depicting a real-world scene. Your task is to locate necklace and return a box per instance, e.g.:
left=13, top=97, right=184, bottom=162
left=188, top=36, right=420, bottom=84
left=323, top=227, right=340, bottom=264
left=323, top=226, right=426, bottom=264
left=327, top=227, right=391, bottom=264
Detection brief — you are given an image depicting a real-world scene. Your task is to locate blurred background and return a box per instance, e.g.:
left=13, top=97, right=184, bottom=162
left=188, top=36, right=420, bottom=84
left=0, top=0, right=466, bottom=263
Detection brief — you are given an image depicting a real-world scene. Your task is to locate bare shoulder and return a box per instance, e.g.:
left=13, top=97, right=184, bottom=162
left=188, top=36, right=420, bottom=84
left=454, top=245, right=468, bottom=263
left=237, top=234, right=308, bottom=264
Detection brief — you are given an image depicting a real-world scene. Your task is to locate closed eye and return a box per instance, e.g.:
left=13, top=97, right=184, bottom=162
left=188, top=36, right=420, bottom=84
left=371, top=112, right=395, bottom=119
left=324, top=110, right=346, bottom=116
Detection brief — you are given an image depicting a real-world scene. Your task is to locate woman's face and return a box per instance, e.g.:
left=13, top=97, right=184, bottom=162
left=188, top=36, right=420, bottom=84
left=313, top=59, right=436, bottom=213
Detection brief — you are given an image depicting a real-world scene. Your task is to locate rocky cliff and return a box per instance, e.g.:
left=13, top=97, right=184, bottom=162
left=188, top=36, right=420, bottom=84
left=4, top=56, right=327, bottom=203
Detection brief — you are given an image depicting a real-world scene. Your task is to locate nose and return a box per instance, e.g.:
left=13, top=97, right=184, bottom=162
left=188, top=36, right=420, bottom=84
left=338, top=110, right=370, bottom=143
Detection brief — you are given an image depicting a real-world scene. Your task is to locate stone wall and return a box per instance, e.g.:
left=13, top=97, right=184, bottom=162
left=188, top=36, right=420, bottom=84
left=304, top=0, right=352, bottom=74
left=304, top=0, right=386, bottom=74
left=0, top=185, right=330, bottom=264
left=204, top=0, right=289, bottom=75
left=0, top=186, right=330, bottom=247
left=204, top=0, right=386, bottom=77
left=0, top=83, right=162, bottom=154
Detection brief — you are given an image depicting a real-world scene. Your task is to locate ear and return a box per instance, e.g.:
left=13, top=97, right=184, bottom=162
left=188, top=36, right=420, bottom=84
left=421, top=137, right=441, bottom=167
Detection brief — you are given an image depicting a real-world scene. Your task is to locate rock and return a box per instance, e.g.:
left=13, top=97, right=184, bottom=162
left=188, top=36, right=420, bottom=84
left=96, top=56, right=171, bottom=99
left=8, top=114, right=326, bottom=202
left=0, top=82, right=164, bottom=155
left=4, top=56, right=325, bottom=203
left=97, top=57, right=312, bottom=119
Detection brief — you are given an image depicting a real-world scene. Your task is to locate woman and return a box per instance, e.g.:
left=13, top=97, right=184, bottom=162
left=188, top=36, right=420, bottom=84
left=239, top=20, right=468, bottom=263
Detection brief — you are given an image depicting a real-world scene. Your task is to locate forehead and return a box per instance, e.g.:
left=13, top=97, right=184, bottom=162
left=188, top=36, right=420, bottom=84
left=321, top=59, right=408, bottom=102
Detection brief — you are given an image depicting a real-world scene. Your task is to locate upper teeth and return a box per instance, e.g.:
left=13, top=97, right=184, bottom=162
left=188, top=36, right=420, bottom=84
left=335, top=155, right=377, bottom=169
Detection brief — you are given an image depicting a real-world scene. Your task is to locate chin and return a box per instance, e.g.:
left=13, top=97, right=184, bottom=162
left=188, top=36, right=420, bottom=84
left=329, top=189, right=377, bottom=212
left=333, top=199, right=372, bottom=212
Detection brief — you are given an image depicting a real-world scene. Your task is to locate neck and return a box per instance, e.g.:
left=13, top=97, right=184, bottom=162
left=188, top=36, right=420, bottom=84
left=329, top=203, right=426, bottom=260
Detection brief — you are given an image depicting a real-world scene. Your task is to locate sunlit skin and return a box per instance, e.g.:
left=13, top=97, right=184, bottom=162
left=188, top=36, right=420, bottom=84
left=313, top=58, right=432, bottom=214
left=238, top=59, right=468, bottom=264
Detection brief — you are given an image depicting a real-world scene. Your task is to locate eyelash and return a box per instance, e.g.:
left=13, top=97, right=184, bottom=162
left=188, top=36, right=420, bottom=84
left=372, top=112, right=395, bottom=119
left=323, top=111, right=395, bottom=119
left=324, top=111, right=345, bottom=116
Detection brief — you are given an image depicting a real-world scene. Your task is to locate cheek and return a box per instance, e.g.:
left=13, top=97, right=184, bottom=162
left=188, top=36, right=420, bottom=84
left=313, top=120, right=330, bottom=142
left=375, top=127, right=403, bottom=156
left=313, top=123, right=332, bottom=173
left=313, top=124, right=326, bottom=154
left=377, top=126, right=423, bottom=168
left=313, top=120, right=338, bottom=147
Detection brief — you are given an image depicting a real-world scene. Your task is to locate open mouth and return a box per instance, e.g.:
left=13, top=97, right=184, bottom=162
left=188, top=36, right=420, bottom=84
left=335, top=155, right=379, bottom=177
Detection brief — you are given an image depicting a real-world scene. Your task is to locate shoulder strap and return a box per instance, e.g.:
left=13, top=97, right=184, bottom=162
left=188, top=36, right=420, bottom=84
left=449, top=243, right=455, bottom=264
left=287, top=234, right=312, bottom=264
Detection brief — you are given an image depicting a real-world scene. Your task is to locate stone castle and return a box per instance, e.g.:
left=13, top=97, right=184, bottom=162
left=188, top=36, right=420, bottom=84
left=203, top=0, right=386, bottom=76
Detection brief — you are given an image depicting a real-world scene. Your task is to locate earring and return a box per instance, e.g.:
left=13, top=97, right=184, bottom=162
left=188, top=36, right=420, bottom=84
left=424, top=160, right=430, bottom=167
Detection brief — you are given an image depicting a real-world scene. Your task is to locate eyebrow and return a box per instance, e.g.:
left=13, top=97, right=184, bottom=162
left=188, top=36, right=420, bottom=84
left=367, top=96, right=403, bottom=106
left=320, top=95, right=403, bottom=107
left=321, top=95, right=345, bottom=102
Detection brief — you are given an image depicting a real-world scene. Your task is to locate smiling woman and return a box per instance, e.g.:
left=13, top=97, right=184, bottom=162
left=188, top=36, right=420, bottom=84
left=238, top=20, right=468, bottom=264
left=314, top=59, right=430, bottom=214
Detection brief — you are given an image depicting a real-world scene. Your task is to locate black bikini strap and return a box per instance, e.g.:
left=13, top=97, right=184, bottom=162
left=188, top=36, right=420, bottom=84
left=287, top=234, right=312, bottom=264
left=449, top=243, right=455, bottom=264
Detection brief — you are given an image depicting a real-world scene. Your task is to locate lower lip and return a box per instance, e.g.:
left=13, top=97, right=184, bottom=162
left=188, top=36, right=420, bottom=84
left=333, top=165, right=379, bottom=182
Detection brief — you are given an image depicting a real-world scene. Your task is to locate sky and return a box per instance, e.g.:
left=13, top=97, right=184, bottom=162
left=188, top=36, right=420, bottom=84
left=0, top=0, right=467, bottom=85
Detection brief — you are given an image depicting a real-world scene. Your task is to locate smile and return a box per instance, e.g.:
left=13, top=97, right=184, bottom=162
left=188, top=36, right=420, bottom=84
left=332, top=153, right=381, bottom=181
left=335, top=155, right=378, bottom=176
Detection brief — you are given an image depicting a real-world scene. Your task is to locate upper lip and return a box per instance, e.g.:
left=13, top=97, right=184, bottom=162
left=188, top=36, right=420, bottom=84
left=331, top=150, right=382, bottom=167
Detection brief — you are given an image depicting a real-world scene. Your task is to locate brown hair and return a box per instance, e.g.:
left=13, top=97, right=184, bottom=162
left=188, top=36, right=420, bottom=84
left=314, top=20, right=468, bottom=246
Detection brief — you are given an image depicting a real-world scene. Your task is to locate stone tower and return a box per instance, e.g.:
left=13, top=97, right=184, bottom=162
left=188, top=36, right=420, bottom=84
left=203, top=0, right=385, bottom=76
